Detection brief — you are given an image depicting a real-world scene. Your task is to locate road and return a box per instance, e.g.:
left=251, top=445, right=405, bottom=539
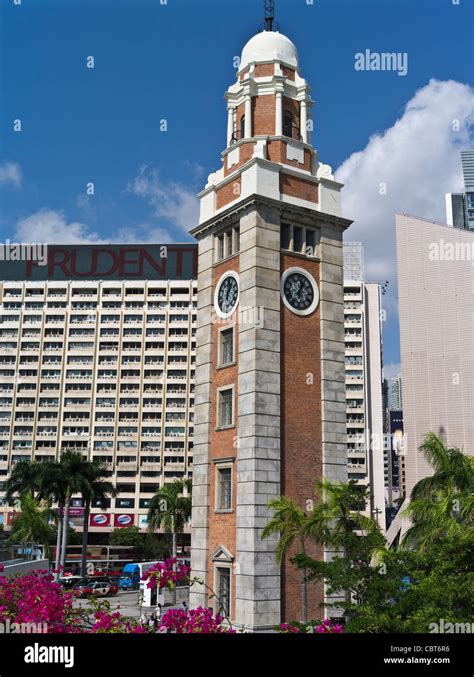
left=74, top=588, right=189, bottom=621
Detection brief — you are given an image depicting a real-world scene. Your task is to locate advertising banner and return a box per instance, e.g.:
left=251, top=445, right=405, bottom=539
left=89, top=513, right=111, bottom=527
left=113, top=514, right=134, bottom=528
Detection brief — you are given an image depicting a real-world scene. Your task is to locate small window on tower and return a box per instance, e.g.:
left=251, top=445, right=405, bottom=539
left=218, top=235, right=225, bottom=261
left=281, top=224, right=291, bottom=250
left=240, top=115, right=245, bottom=140
left=293, top=226, right=303, bottom=253
left=216, top=466, right=232, bottom=511
left=306, top=229, right=316, bottom=256
left=283, top=113, right=293, bottom=138
left=226, top=230, right=233, bottom=258
left=216, top=567, right=231, bottom=616
left=219, top=328, right=234, bottom=366
left=218, top=387, right=234, bottom=428
left=234, top=227, right=240, bottom=254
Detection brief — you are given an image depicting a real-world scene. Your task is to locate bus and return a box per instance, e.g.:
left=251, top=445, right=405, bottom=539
left=50, top=545, right=139, bottom=575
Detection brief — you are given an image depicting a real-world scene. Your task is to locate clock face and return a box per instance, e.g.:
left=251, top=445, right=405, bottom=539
left=281, top=267, right=319, bottom=316
left=215, top=273, right=239, bottom=318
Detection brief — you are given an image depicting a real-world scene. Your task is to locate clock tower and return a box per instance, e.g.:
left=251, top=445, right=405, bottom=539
left=190, top=25, right=351, bottom=631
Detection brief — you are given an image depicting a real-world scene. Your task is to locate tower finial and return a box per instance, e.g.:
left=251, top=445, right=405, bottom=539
left=264, top=0, right=275, bottom=31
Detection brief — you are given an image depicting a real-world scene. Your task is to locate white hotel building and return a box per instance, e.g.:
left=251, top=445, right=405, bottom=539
left=343, top=243, right=385, bottom=530
left=0, top=245, right=197, bottom=533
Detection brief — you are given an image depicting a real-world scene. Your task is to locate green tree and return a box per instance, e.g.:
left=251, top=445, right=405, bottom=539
left=147, top=478, right=192, bottom=603
left=57, top=452, right=93, bottom=573
left=340, top=533, right=474, bottom=632
left=79, top=461, right=116, bottom=577
left=402, top=432, right=474, bottom=551
left=4, top=461, right=43, bottom=503
left=109, top=526, right=144, bottom=550
left=7, top=494, right=54, bottom=559
left=306, top=480, right=382, bottom=558
left=262, top=496, right=312, bottom=622
left=37, top=461, right=67, bottom=576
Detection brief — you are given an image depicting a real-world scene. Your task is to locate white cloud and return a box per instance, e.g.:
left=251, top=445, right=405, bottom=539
left=0, top=162, right=22, bottom=189
left=114, top=223, right=174, bottom=243
left=15, top=209, right=104, bottom=244
left=383, top=362, right=401, bottom=382
left=336, top=79, right=474, bottom=284
left=128, top=165, right=199, bottom=239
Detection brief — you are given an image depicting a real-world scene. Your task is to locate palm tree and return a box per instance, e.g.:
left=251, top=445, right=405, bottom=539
left=306, top=480, right=380, bottom=557
left=58, top=451, right=93, bottom=573
left=147, top=478, right=192, bottom=603
left=262, top=496, right=311, bottom=622
left=7, top=494, right=53, bottom=560
left=38, top=461, right=68, bottom=576
left=402, top=432, right=474, bottom=551
left=79, top=460, right=116, bottom=577
left=4, top=461, right=43, bottom=504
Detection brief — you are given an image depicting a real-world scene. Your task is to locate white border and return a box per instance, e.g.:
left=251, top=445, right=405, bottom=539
left=280, top=266, right=320, bottom=316
left=214, top=271, right=240, bottom=319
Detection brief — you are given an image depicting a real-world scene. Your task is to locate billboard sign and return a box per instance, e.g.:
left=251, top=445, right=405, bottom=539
left=113, top=514, right=134, bottom=528
left=89, top=513, right=111, bottom=527
left=0, top=244, right=198, bottom=281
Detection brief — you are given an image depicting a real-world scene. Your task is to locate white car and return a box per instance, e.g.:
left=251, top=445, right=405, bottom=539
left=90, top=582, right=111, bottom=598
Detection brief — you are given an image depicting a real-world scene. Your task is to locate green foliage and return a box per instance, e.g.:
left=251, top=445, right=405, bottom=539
left=45, top=526, right=80, bottom=546
left=142, top=533, right=171, bottom=561
left=262, top=496, right=310, bottom=562
left=7, top=495, right=54, bottom=555
left=402, top=433, right=474, bottom=552
left=109, top=526, right=143, bottom=549
left=147, top=479, right=192, bottom=535
left=282, top=432, right=474, bottom=632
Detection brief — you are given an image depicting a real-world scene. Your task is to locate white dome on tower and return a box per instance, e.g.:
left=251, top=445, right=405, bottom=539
left=240, top=30, right=299, bottom=71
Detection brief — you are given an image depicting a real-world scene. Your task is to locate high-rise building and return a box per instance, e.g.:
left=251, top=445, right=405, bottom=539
left=390, top=374, right=403, bottom=410
left=0, top=245, right=197, bottom=533
left=394, top=213, right=474, bottom=510
left=189, top=26, right=351, bottom=629
left=445, top=150, right=474, bottom=231
left=343, top=244, right=385, bottom=531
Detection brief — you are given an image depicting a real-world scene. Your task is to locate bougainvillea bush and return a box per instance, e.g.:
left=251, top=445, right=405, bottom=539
left=0, top=564, right=231, bottom=634
left=276, top=619, right=344, bottom=634
left=142, top=558, right=191, bottom=591
left=156, top=607, right=236, bottom=634
left=0, top=571, right=79, bottom=633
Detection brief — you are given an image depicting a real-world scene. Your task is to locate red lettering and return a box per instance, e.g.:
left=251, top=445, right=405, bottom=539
left=118, top=248, right=140, bottom=277
left=90, top=248, right=120, bottom=277
left=141, top=249, right=166, bottom=276
left=48, top=248, right=71, bottom=277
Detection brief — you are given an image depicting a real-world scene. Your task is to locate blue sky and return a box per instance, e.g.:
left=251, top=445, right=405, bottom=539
left=0, top=0, right=473, bottom=369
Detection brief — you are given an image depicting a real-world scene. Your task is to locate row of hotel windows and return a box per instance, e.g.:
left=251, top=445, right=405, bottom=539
left=2, top=287, right=196, bottom=298
left=0, top=315, right=197, bottom=325
left=0, top=390, right=194, bottom=408
left=1, top=302, right=196, bottom=311
left=0, top=441, right=190, bottom=451
left=0, top=352, right=194, bottom=365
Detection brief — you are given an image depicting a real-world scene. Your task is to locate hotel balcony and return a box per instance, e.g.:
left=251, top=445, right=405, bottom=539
left=140, top=462, right=161, bottom=472
left=116, top=461, right=138, bottom=471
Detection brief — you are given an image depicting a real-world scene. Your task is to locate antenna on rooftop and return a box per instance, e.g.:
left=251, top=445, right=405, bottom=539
left=264, top=0, right=276, bottom=31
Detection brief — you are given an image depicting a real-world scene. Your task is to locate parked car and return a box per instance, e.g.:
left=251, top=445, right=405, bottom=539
left=107, top=578, right=119, bottom=596
left=60, top=576, right=85, bottom=590
left=89, top=581, right=111, bottom=598
left=73, top=581, right=93, bottom=598
left=88, top=575, right=119, bottom=596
